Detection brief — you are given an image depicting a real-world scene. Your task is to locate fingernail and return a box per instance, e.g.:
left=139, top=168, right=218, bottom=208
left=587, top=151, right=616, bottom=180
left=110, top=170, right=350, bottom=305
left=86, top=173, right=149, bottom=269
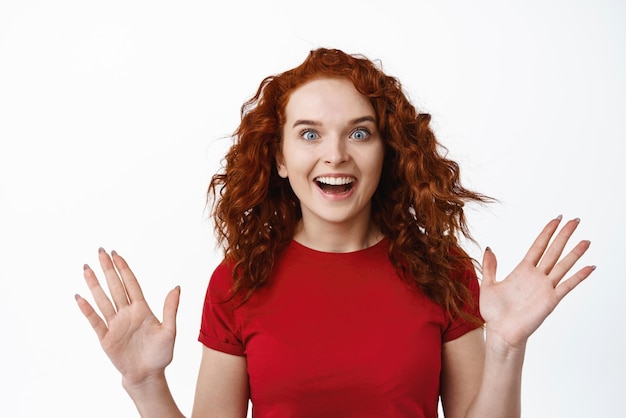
left=83, top=264, right=90, bottom=271
left=98, top=247, right=105, bottom=253
left=485, top=246, right=491, bottom=252
left=574, top=217, right=581, bottom=223
left=111, top=250, right=118, bottom=257
left=590, top=265, right=597, bottom=271
left=556, top=214, right=563, bottom=221
left=74, top=294, right=81, bottom=301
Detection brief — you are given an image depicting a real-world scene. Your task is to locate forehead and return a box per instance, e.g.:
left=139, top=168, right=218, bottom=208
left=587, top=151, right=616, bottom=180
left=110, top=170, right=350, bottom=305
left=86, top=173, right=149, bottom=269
left=284, top=78, right=375, bottom=122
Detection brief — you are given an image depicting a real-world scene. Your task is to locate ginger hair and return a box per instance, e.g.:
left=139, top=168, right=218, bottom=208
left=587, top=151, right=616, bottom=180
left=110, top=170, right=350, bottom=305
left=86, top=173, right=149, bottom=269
left=208, top=48, right=491, bottom=321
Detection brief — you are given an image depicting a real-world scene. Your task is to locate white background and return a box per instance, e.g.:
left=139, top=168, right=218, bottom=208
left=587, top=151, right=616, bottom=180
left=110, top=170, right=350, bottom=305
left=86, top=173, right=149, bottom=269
left=1, top=1, right=624, bottom=417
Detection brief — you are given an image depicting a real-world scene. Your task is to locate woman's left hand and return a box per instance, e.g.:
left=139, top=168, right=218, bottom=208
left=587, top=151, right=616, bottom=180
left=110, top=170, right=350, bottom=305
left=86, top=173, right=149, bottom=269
left=479, top=216, right=596, bottom=350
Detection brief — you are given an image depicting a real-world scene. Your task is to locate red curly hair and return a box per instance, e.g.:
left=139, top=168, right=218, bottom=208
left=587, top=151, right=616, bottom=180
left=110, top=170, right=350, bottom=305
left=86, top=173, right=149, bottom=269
left=208, top=48, right=491, bottom=322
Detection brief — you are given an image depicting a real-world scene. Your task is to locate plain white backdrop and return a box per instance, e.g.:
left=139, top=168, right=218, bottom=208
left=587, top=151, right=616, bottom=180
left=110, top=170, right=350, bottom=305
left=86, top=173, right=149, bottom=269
left=1, top=1, right=624, bottom=416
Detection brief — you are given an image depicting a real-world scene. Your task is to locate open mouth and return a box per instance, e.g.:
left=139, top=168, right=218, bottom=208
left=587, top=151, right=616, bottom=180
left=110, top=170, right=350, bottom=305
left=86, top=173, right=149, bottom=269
left=314, top=176, right=355, bottom=194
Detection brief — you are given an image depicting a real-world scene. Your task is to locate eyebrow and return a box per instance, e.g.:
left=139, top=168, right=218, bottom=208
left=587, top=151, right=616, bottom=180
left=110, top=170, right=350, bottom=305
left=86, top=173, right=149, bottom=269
left=291, top=115, right=376, bottom=128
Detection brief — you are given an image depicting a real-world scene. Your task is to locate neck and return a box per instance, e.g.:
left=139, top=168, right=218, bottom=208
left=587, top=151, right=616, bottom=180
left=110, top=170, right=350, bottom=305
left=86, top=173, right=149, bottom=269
left=293, top=217, right=383, bottom=253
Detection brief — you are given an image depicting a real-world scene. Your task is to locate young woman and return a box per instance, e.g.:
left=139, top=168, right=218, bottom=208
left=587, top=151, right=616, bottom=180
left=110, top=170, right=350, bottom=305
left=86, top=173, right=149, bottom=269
left=75, top=48, right=594, bottom=417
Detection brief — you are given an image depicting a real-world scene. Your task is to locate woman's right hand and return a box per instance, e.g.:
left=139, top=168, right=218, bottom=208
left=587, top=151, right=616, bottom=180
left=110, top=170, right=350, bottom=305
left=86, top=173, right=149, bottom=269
left=75, top=248, right=181, bottom=388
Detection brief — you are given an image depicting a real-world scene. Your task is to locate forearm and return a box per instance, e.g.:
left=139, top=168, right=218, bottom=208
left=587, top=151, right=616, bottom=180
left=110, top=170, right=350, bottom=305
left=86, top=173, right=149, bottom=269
left=465, top=333, right=526, bottom=418
left=123, top=372, right=185, bottom=418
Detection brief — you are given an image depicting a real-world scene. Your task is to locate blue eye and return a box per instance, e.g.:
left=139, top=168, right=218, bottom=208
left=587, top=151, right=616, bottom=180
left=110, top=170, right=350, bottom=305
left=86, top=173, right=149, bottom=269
left=350, top=128, right=370, bottom=140
left=301, top=130, right=319, bottom=141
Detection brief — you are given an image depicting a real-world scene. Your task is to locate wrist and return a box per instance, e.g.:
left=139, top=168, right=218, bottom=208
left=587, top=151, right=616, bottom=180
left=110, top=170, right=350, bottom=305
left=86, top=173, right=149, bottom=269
left=122, top=371, right=168, bottom=398
left=484, top=327, right=528, bottom=360
left=122, top=372, right=184, bottom=418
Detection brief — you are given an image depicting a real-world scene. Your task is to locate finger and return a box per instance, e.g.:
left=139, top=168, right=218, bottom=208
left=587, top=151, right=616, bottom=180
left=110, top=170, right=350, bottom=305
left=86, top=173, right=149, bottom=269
left=98, top=247, right=130, bottom=310
left=110, top=250, right=146, bottom=304
left=162, top=286, right=181, bottom=335
left=554, top=265, right=596, bottom=301
left=549, top=239, right=591, bottom=286
left=537, top=218, right=581, bottom=274
left=83, top=263, right=117, bottom=321
left=481, top=247, right=498, bottom=285
left=523, top=216, right=562, bottom=266
left=75, top=294, right=108, bottom=341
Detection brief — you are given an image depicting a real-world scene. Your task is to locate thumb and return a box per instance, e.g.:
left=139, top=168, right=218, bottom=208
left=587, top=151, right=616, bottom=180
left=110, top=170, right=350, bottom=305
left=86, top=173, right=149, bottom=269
left=162, top=285, right=180, bottom=334
left=482, top=247, right=498, bottom=285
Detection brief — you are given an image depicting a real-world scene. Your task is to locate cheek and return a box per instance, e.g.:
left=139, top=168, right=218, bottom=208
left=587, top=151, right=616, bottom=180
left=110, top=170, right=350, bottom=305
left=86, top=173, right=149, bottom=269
left=364, top=147, right=385, bottom=179
left=277, top=143, right=316, bottom=179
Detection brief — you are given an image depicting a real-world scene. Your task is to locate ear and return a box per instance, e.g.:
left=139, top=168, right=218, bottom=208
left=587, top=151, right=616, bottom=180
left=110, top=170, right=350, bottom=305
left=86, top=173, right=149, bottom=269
left=276, top=153, right=288, bottom=178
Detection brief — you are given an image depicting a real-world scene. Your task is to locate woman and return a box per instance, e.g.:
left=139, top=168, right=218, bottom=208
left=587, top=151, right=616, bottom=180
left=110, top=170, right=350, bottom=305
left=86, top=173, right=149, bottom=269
left=75, top=48, right=594, bottom=417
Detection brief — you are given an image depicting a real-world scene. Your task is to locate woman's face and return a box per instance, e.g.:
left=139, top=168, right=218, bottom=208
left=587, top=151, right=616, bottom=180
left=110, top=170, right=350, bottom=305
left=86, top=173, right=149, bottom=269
left=277, top=77, right=384, bottom=232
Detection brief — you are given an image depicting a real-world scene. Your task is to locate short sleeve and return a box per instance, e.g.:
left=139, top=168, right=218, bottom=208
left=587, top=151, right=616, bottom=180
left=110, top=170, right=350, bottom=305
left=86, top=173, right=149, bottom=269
left=198, top=262, right=246, bottom=356
left=442, top=264, right=484, bottom=342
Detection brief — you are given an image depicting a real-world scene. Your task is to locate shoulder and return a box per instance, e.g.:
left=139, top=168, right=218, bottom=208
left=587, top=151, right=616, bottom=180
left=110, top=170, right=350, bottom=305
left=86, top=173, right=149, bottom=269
left=206, top=260, right=236, bottom=303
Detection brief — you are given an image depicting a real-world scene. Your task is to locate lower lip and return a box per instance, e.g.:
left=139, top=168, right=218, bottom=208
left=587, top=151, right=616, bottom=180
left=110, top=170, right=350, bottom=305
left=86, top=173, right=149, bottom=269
left=315, top=182, right=357, bottom=201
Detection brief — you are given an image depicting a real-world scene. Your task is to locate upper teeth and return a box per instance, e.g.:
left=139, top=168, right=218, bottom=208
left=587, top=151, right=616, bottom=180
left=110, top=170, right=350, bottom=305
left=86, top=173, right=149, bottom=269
left=315, top=176, right=354, bottom=185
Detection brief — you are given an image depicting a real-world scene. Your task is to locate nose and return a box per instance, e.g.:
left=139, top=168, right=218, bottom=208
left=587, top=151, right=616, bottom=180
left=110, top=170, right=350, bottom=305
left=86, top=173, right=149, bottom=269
left=323, top=136, right=349, bottom=166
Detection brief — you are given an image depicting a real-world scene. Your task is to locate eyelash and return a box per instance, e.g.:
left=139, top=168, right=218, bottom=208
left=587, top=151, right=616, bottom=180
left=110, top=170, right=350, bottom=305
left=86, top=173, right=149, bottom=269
left=350, top=128, right=371, bottom=140
left=300, top=129, right=320, bottom=141
left=298, top=127, right=372, bottom=141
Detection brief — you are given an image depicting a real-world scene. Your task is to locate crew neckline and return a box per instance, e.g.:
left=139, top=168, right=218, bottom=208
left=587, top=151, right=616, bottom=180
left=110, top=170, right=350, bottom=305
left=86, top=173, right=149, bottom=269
left=289, top=237, right=387, bottom=255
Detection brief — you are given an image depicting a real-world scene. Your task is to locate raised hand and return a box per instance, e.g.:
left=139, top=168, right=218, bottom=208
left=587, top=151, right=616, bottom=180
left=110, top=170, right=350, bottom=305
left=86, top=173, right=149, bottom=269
left=479, top=216, right=596, bottom=350
left=75, top=248, right=180, bottom=386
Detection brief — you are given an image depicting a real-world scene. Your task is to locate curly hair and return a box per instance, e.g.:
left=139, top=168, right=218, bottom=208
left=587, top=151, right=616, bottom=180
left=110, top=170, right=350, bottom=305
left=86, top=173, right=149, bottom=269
left=208, top=48, right=491, bottom=322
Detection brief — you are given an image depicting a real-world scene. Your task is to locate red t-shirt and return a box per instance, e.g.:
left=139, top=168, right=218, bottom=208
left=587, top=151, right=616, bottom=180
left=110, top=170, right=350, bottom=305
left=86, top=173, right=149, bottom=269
left=199, top=239, right=482, bottom=418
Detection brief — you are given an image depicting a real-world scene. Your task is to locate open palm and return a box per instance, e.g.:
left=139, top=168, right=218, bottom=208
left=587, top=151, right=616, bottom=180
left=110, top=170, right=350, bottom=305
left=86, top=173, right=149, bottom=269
left=75, top=248, right=180, bottom=386
left=479, top=216, right=595, bottom=349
